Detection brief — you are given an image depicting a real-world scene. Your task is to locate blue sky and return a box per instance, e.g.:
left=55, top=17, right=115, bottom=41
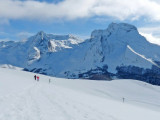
left=0, top=0, right=160, bottom=43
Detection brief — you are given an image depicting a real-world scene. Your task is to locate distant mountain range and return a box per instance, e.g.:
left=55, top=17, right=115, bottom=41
left=1, top=23, right=160, bottom=85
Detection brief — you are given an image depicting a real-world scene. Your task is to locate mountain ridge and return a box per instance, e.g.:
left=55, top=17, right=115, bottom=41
left=1, top=22, right=160, bottom=85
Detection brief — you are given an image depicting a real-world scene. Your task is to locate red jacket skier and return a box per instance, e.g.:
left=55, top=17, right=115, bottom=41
left=37, top=76, right=39, bottom=81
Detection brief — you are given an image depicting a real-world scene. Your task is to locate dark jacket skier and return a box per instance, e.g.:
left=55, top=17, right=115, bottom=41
left=34, top=75, right=36, bottom=80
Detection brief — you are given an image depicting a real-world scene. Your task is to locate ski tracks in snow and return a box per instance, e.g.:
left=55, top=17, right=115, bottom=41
left=42, top=84, right=115, bottom=120
left=0, top=83, right=71, bottom=120
left=0, top=82, right=115, bottom=120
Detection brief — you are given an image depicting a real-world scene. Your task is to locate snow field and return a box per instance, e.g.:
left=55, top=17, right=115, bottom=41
left=0, top=68, right=160, bottom=120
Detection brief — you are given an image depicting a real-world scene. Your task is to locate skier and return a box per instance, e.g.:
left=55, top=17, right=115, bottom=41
left=122, top=97, right=125, bottom=103
left=49, top=79, right=51, bottom=83
left=37, top=76, right=39, bottom=81
left=34, top=75, right=36, bottom=80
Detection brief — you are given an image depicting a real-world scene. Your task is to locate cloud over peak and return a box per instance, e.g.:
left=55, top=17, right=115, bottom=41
left=0, top=0, right=160, bottom=22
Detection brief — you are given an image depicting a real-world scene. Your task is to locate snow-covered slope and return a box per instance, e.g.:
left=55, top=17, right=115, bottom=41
left=1, top=23, right=160, bottom=85
left=0, top=64, right=23, bottom=70
left=0, top=68, right=160, bottom=120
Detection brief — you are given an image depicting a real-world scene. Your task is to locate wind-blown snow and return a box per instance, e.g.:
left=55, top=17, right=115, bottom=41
left=0, top=68, right=160, bottom=120
left=127, top=45, right=160, bottom=68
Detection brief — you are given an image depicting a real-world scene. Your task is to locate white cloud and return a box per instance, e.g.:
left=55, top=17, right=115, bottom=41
left=140, top=32, right=160, bottom=46
left=139, top=27, right=160, bottom=37
left=0, top=32, right=8, bottom=35
left=0, top=0, right=96, bottom=20
left=17, top=31, right=33, bottom=37
left=0, top=38, right=10, bottom=42
left=139, top=26, right=160, bottom=45
left=0, top=0, right=160, bottom=21
left=16, top=31, right=33, bottom=41
left=0, top=18, right=9, bottom=25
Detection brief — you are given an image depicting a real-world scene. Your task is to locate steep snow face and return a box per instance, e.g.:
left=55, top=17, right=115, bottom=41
left=0, top=31, right=83, bottom=68
left=28, top=47, right=41, bottom=65
left=87, top=23, right=160, bottom=73
left=26, top=31, right=83, bottom=54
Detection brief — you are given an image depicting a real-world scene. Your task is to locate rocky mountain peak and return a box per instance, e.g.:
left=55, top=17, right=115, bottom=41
left=34, top=31, right=48, bottom=41
left=91, top=23, right=138, bottom=40
left=36, top=31, right=46, bottom=36
left=107, top=23, right=137, bottom=32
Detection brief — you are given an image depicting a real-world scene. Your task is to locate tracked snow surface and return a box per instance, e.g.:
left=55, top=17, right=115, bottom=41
left=0, top=68, right=160, bottom=120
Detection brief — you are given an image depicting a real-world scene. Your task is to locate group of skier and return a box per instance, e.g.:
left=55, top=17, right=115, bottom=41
left=34, top=75, right=39, bottom=81
left=34, top=75, right=51, bottom=83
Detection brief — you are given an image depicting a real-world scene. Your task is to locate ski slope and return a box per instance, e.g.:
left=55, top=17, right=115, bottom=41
left=0, top=68, right=160, bottom=120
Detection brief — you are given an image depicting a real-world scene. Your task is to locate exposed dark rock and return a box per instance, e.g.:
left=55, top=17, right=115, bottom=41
left=78, top=65, right=114, bottom=80
left=116, top=64, right=160, bottom=85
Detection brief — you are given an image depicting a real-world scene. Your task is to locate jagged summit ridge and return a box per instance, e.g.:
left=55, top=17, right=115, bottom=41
left=91, top=23, right=138, bottom=40
left=107, top=23, right=137, bottom=32
left=36, top=31, right=45, bottom=35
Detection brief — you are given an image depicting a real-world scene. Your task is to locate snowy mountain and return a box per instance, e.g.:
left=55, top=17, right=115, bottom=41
left=0, top=31, right=83, bottom=67
left=1, top=68, right=160, bottom=120
left=1, top=23, right=160, bottom=85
